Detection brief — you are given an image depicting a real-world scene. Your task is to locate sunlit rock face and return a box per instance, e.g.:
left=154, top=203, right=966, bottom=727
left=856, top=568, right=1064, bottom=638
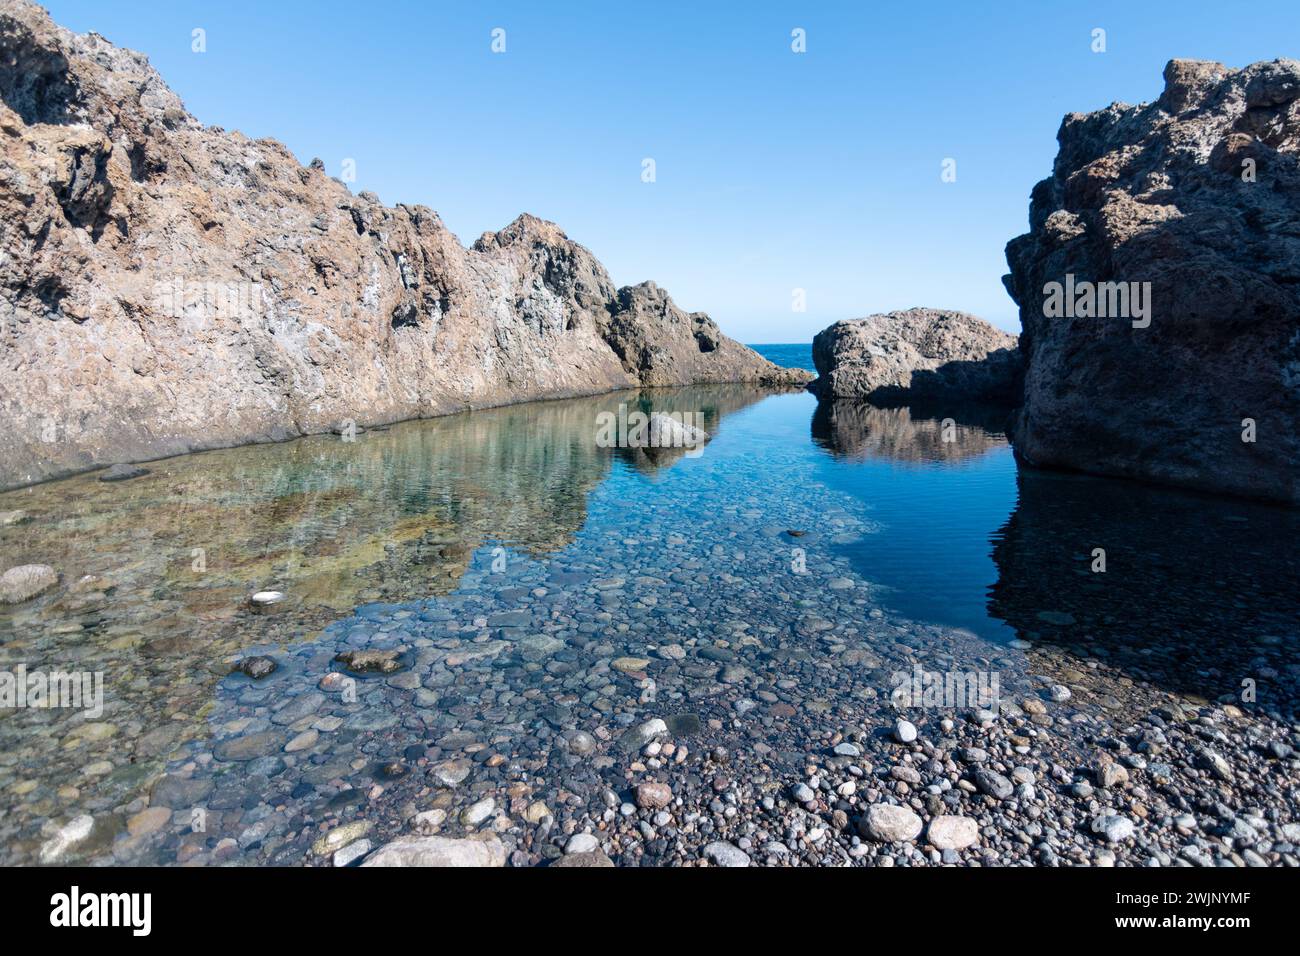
left=0, top=0, right=807, bottom=490
left=1004, top=58, right=1300, bottom=505
left=809, top=309, right=1021, bottom=405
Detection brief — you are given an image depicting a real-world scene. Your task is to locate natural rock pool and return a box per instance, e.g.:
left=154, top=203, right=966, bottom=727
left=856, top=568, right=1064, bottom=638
left=1, top=369, right=1297, bottom=866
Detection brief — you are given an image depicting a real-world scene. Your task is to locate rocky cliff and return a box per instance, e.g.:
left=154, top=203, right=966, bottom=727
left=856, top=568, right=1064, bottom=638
left=809, top=309, right=1021, bottom=403
left=0, top=0, right=806, bottom=489
left=1004, top=59, right=1300, bottom=505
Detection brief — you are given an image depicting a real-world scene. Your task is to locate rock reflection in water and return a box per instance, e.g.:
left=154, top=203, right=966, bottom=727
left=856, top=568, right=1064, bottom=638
left=0, top=384, right=773, bottom=858
left=811, top=400, right=1012, bottom=465
left=988, top=468, right=1300, bottom=717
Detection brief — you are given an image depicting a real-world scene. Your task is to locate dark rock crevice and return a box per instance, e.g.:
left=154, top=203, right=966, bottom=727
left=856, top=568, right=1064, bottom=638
left=0, top=10, right=82, bottom=125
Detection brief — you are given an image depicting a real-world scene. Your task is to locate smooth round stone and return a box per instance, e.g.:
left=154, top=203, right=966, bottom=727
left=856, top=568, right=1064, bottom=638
left=635, top=782, right=673, bottom=809
left=568, top=731, right=596, bottom=756
left=565, top=833, right=600, bottom=854
left=333, top=838, right=372, bottom=867
left=927, top=815, right=979, bottom=850
left=311, top=820, right=372, bottom=857
left=409, top=809, right=447, bottom=834
left=973, top=769, right=1014, bottom=800
left=284, top=729, right=318, bottom=753
left=790, top=783, right=815, bottom=803
left=362, top=834, right=507, bottom=868
left=833, top=742, right=860, bottom=757
left=863, top=804, right=923, bottom=843
left=430, top=759, right=472, bottom=787
left=0, top=564, right=58, bottom=604
left=551, top=850, right=614, bottom=868
left=702, top=841, right=750, bottom=867
left=460, top=797, right=495, bottom=827
left=127, top=807, right=172, bottom=838
left=1091, top=814, right=1136, bottom=843
left=894, top=719, right=918, bottom=743
left=250, top=590, right=285, bottom=606
left=619, top=718, right=667, bottom=751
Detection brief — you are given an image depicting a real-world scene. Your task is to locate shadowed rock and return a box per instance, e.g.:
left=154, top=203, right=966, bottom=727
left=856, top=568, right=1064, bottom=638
left=1004, top=58, right=1300, bottom=505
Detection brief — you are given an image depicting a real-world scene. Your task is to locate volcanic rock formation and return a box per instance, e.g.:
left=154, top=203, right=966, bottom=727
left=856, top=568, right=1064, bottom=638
left=1004, top=58, right=1300, bottom=504
left=0, top=1, right=807, bottom=488
left=809, top=309, right=1021, bottom=404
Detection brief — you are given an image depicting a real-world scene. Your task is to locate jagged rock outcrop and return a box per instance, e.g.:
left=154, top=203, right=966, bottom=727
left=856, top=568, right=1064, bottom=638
left=0, top=0, right=807, bottom=489
left=809, top=309, right=1021, bottom=403
left=1004, top=58, right=1300, bottom=505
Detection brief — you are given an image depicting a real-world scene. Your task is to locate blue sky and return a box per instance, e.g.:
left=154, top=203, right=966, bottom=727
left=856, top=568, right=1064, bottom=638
left=44, top=1, right=1300, bottom=341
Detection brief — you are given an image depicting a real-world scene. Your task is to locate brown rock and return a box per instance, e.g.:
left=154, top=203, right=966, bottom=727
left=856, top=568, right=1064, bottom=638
left=0, top=1, right=810, bottom=491
left=1004, top=58, right=1300, bottom=504
left=551, top=849, right=615, bottom=867
left=635, top=782, right=673, bottom=809
left=810, top=309, right=1021, bottom=403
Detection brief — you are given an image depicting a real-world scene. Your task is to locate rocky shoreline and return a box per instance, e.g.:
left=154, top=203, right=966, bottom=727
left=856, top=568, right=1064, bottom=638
left=806, top=59, right=1300, bottom=506
left=5, top=386, right=1296, bottom=868
left=0, top=0, right=807, bottom=491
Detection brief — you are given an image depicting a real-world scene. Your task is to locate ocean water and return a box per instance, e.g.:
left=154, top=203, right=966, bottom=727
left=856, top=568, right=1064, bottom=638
left=1, top=372, right=1296, bottom=865
left=751, top=342, right=815, bottom=373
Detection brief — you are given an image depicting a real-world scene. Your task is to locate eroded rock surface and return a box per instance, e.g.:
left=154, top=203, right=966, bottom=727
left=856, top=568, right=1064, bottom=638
left=810, top=309, right=1021, bottom=404
left=0, top=0, right=807, bottom=489
left=1004, top=58, right=1300, bottom=504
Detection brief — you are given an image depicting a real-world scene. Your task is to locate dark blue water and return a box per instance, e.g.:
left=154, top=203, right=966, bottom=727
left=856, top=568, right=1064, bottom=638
left=749, top=344, right=1300, bottom=686
left=751, top=343, right=1017, bottom=638
left=750, top=342, right=815, bottom=373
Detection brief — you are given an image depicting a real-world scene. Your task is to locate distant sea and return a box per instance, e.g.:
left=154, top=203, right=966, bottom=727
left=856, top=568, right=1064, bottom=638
left=749, top=343, right=814, bottom=372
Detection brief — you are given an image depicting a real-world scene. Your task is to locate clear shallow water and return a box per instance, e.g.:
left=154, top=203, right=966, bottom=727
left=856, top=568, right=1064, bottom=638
left=1, top=372, right=1297, bottom=865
